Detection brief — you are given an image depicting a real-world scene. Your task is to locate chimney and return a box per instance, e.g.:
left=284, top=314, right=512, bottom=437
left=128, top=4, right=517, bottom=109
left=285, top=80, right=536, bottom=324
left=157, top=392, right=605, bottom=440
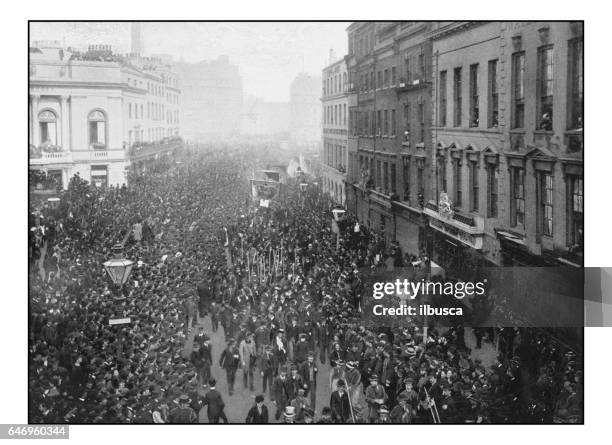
left=131, top=22, right=144, bottom=55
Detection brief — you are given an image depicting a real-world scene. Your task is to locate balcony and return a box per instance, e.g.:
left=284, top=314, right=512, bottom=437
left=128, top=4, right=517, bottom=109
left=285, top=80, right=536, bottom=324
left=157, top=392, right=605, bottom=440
left=71, top=148, right=126, bottom=163
left=128, top=137, right=182, bottom=160
left=424, top=200, right=484, bottom=249
left=29, top=144, right=73, bottom=165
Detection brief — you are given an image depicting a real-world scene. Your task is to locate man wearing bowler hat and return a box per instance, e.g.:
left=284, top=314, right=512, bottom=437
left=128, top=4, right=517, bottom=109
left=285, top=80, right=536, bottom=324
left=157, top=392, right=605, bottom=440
left=202, top=379, right=228, bottom=424
left=245, top=394, right=269, bottom=424
left=330, top=379, right=352, bottom=423
left=168, top=394, right=197, bottom=423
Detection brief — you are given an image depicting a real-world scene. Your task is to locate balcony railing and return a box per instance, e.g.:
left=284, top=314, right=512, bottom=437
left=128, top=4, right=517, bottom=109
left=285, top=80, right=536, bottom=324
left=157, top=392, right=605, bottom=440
left=424, top=201, right=476, bottom=227
left=425, top=201, right=438, bottom=212
left=129, top=137, right=182, bottom=157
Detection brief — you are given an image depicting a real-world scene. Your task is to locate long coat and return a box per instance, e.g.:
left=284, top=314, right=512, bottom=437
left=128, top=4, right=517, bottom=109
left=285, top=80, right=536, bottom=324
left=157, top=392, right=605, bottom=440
left=245, top=404, right=269, bottom=423
left=202, top=389, right=225, bottom=418
left=330, top=390, right=352, bottom=423
left=271, top=377, right=292, bottom=408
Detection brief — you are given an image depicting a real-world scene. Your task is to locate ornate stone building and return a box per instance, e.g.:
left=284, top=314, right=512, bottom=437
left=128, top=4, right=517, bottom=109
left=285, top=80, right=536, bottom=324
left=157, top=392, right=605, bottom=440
left=29, top=41, right=181, bottom=189
left=430, top=21, right=583, bottom=272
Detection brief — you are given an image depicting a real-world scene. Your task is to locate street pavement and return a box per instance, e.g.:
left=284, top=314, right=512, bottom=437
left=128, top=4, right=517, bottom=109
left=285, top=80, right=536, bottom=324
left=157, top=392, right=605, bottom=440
left=183, top=315, right=333, bottom=423
left=182, top=317, right=497, bottom=423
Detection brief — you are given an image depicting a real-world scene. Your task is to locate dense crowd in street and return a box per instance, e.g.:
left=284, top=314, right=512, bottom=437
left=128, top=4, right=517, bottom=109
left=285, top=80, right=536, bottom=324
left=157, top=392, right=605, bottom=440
left=28, top=144, right=583, bottom=424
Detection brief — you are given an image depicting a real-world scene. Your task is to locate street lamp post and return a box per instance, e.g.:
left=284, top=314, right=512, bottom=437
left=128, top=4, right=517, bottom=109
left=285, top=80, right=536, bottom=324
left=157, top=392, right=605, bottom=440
left=103, top=244, right=134, bottom=359
left=103, top=244, right=135, bottom=298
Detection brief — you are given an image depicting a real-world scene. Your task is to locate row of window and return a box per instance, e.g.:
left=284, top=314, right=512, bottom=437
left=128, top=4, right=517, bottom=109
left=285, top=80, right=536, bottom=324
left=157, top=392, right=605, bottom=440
left=439, top=60, right=499, bottom=128
left=323, top=177, right=344, bottom=204
left=324, top=103, right=347, bottom=127
left=128, top=127, right=174, bottom=146
left=439, top=38, right=583, bottom=131
left=128, top=76, right=178, bottom=97
left=129, top=77, right=178, bottom=104
left=349, top=30, right=375, bottom=58
left=324, top=143, right=346, bottom=171
left=359, top=156, right=410, bottom=198
left=37, top=109, right=107, bottom=148
left=508, top=168, right=582, bottom=243
left=351, top=51, right=426, bottom=94
left=36, top=108, right=179, bottom=150
left=128, top=102, right=178, bottom=124
left=323, top=72, right=348, bottom=97
left=350, top=106, right=428, bottom=141
left=357, top=153, right=583, bottom=245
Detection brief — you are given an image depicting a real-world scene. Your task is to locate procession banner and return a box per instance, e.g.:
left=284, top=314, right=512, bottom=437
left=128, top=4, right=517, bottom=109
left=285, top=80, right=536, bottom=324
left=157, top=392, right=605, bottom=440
left=255, top=170, right=281, bottom=182
left=109, top=317, right=131, bottom=325
left=250, top=179, right=281, bottom=202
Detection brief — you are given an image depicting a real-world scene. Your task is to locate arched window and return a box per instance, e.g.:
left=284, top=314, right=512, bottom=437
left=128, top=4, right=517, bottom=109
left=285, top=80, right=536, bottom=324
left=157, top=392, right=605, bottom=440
left=88, top=110, right=107, bottom=149
left=38, top=109, right=57, bottom=146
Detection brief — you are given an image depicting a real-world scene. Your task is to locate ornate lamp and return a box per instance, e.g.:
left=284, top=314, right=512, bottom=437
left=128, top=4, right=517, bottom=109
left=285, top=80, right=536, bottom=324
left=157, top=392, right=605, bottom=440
left=103, top=244, right=134, bottom=288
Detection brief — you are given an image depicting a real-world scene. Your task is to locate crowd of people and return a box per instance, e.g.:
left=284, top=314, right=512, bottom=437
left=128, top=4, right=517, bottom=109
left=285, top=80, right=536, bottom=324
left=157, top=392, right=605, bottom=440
left=28, top=144, right=583, bottom=424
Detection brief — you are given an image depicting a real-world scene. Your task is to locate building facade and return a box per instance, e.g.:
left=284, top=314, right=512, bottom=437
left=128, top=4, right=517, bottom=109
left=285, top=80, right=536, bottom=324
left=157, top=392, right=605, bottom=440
left=174, top=56, right=243, bottom=140
left=429, top=21, right=583, bottom=273
left=321, top=58, right=349, bottom=205
left=29, top=41, right=181, bottom=189
left=345, top=22, right=433, bottom=256
left=341, top=21, right=583, bottom=272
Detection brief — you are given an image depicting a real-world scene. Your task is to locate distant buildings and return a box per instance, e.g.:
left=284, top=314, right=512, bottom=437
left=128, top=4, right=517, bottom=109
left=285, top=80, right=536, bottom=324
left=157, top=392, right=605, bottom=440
left=131, top=22, right=144, bottom=55
left=29, top=40, right=181, bottom=189
left=289, top=73, right=322, bottom=152
left=242, top=96, right=289, bottom=137
left=174, top=56, right=243, bottom=140
left=321, top=58, right=348, bottom=205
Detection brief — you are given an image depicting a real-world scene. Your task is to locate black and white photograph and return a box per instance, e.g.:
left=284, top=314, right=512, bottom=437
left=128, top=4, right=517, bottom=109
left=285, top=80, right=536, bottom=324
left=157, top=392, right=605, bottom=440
left=24, top=20, right=586, bottom=426
left=2, top=2, right=609, bottom=439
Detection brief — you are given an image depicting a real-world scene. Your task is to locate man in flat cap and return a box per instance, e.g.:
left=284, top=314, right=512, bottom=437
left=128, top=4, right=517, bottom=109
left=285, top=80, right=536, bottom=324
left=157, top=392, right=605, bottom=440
left=365, top=374, right=388, bottom=423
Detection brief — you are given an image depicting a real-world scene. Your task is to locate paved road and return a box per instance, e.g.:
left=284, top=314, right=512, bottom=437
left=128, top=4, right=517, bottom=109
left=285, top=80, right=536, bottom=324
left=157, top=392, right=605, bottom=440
left=183, top=315, right=333, bottom=423
left=183, top=318, right=496, bottom=423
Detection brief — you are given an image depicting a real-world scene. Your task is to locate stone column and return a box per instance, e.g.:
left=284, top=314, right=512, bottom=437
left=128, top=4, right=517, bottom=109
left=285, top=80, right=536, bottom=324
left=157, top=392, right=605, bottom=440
left=60, top=95, right=70, bottom=151
left=31, top=94, right=40, bottom=147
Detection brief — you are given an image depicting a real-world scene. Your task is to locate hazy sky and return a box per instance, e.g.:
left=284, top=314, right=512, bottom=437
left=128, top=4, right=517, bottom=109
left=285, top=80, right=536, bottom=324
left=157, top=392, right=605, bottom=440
left=30, top=22, right=349, bottom=102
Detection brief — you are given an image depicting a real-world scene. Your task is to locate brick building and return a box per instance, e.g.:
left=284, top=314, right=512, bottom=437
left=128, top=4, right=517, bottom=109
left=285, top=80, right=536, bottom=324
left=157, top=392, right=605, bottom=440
left=345, top=22, right=433, bottom=256
left=340, top=21, right=583, bottom=273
